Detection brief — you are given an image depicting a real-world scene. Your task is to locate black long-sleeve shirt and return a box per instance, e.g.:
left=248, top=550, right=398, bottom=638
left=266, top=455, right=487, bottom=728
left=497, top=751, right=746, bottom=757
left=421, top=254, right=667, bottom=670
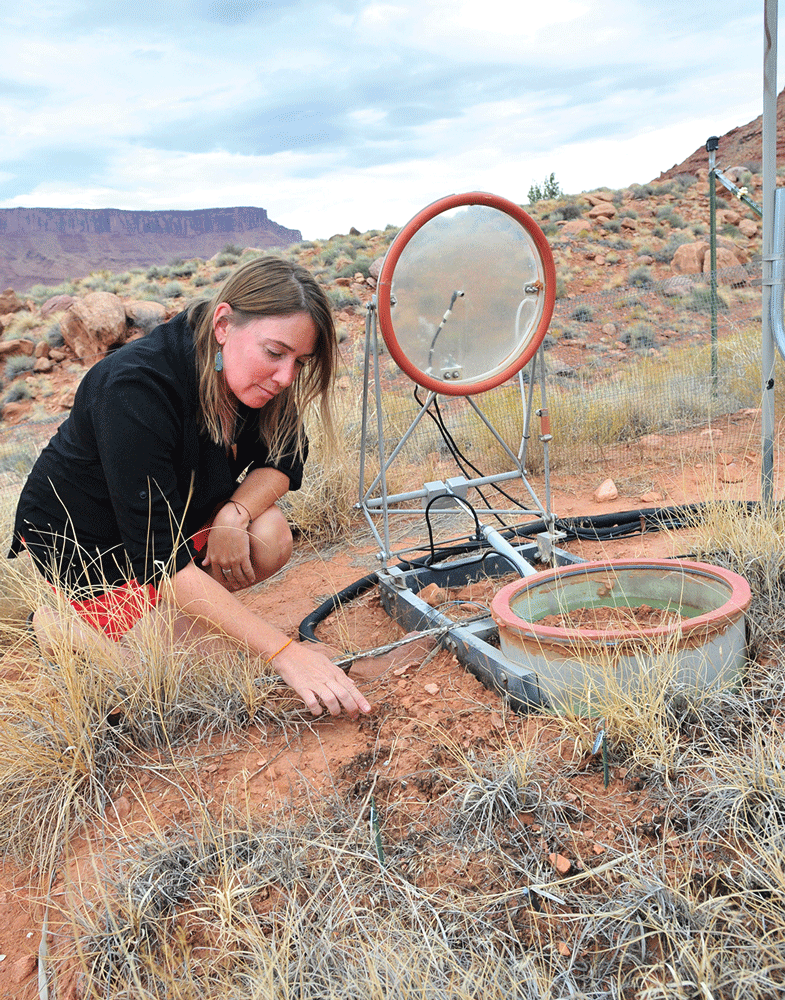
left=9, top=311, right=305, bottom=595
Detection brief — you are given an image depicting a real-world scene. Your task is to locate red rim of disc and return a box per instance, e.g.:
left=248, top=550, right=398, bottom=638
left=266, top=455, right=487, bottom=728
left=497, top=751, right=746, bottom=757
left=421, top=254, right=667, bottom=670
left=377, top=191, right=556, bottom=396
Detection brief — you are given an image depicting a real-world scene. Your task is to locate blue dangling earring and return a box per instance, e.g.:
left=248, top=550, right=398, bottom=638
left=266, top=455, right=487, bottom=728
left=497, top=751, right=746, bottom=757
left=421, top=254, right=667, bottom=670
left=215, top=347, right=223, bottom=373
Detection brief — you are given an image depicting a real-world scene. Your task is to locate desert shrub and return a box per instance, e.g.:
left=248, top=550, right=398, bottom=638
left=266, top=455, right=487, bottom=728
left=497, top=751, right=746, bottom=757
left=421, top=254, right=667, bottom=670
left=722, top=223, right=742, bottom=239
left=26, top=281, right=77, bottom=303
left=673, top=172, right=697, bottom=189
left=161, top=282, right=184, bottom=299
left=222, top=243, right=244, bottom=256
left=629, top=183, right=655, bottom=200
left=192, top=275, right=210, bottom=287
left=81, top=274, right=112, bottom=292
left=2, top=382, right=32, bottom=404
left=170, top=261, right=197, bottom=278
left=629, top=265, right=653, bottom=287
left=351, top=254, right=373, bottom=279
left=693, top=223, right=707, bottom=236
left=571, top=305, right=593, bottom=323
left=46, top=323, right=64, bottom=348
left=687, top=288, right=729, bottom=313
left=540, top=220, right=558, bottom=237
left=622, top=321, right=657, bottom=349
left=652, top=180, right=675, bottom=196
left=651, top=232, right=693, bottom=263
left=561, top=202, right=584, bottom=220
left=4, top=354, right=35, bottom=381
left=212, top=252, right=241, bottom=267
left=327, top=289, right=360, bottom=310
left=146, top=265, right=168, bottom=280
left=211, top=268, right=232, bottom=283
left=604, top=218, right=621, bottom=232
left=656, top=206, right=687, bottom=228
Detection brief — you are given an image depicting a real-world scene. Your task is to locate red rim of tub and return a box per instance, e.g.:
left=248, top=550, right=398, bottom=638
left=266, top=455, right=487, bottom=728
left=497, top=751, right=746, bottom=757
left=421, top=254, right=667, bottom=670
left=490, top=559, right=752, bottom=646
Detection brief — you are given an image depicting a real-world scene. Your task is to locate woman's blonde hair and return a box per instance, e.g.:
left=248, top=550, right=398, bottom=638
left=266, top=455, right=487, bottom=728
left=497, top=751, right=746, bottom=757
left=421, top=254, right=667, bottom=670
left=187, top=255, right=337, bottom=463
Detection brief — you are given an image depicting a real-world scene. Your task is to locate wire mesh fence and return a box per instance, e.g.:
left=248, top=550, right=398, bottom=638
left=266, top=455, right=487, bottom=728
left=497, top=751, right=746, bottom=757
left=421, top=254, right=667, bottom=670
left=0, top=259, right=776, bottom=525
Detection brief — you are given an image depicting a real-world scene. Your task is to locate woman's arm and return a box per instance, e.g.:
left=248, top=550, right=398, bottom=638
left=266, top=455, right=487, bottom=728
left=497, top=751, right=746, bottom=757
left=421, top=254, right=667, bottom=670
left=200, top=467, right=290, bottom=588
left=170, top=559, right=371, bottom=719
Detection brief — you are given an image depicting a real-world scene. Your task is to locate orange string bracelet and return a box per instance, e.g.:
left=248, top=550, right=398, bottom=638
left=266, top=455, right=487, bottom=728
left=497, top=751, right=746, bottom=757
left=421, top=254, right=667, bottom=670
left=269, top=637, right=294, bottom=662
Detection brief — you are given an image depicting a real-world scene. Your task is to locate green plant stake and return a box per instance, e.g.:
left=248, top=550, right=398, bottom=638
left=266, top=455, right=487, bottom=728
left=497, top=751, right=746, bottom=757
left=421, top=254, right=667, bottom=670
left=370, top=795, right=385, bottom=867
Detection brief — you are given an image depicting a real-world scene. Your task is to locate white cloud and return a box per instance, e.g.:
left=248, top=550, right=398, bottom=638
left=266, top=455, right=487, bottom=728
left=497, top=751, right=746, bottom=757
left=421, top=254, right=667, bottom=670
left=0, top=1, right=780, bottom=237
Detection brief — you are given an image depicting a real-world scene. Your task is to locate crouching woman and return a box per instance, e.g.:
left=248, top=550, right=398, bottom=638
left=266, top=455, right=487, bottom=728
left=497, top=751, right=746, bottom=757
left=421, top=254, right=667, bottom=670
left=9, top=256, right=370, bottom=720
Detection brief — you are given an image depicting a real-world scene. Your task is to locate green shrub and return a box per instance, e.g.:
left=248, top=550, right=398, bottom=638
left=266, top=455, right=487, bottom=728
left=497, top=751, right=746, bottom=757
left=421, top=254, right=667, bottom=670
left=629, top=183, right=655, bottom=200
left=161, top=281, right=184, bottom=299
left=687, top=288, right=729, bottom=313
left=192, top=275, right=210, bottom=287
left=3, top=381, right=32, bottom=404
left=328, top=289, right=360, bottom=310
left=212, top=268, right=232, bottom=283
left=171, top=261, right=197, bottom=278
left=146, top=265, right=167, bottom=279
left=46, top=323, right=64, bottom=348
left=629, top=265, right=653, bottom=287
left=561, top=202, right=584, bottom=220
left=623, top=321, right=657, bottom=350
left=212, top=252, right=241, bottom=267
left=571, top=305, right=593, bottom=323
left=222, top=243, right=244, bottom=256
left=4, top=354, right=35, bottom=381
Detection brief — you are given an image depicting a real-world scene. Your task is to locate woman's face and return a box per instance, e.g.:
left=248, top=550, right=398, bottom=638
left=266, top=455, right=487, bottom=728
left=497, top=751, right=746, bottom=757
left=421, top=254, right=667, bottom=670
left=213, top=304, right=317, bottom=409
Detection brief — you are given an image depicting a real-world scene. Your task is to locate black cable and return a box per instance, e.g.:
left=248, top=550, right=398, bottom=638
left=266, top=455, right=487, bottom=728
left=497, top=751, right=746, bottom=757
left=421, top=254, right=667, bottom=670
left=298, top=500, right=773, bottom=643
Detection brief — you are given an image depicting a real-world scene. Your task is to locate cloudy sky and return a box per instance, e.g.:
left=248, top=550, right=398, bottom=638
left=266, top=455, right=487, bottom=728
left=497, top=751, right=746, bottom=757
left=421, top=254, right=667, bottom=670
left=0, top=1, right=777, bottom=238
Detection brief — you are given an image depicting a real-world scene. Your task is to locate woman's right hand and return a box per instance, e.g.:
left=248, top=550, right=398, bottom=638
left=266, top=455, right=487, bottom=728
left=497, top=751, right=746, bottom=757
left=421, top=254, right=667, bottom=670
left=270, top=640, right=372, bottom=719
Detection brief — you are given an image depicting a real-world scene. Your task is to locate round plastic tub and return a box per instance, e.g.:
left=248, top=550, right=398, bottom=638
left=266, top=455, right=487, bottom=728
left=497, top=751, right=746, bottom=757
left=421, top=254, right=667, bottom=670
left=491, top=559, right=751, bottom=710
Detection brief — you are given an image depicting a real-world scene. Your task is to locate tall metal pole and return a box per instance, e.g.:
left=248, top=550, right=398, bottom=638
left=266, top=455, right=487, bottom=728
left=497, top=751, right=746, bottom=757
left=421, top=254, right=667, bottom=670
left=761, top=0, right=778, bottom=503
left=707, top=136, right=719, bottom=395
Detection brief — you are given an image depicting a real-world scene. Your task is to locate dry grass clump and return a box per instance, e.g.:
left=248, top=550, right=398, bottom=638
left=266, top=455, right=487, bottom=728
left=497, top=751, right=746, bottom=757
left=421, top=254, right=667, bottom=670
left=680, top=500, right=785, bottom=664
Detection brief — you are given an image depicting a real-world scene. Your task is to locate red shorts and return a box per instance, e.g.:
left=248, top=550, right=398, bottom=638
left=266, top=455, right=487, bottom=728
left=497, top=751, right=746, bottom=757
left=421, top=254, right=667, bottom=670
left=69, top=580, right=160, bottom=642
left=28, top=526, right=212, bottom=643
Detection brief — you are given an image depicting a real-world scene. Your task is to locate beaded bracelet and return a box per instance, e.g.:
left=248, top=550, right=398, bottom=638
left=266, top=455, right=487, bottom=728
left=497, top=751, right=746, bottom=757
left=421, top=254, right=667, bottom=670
left=269, top=637, right=294, bottom=662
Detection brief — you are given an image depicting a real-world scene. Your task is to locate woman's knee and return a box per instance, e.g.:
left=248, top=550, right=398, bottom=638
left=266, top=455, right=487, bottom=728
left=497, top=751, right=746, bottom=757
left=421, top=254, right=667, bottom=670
left=249, top=506, right=293, bottom=578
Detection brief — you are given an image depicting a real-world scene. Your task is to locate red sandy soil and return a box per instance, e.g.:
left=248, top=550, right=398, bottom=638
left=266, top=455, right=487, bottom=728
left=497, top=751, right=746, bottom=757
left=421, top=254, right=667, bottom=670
left=0, top=407, right=777, bottom=999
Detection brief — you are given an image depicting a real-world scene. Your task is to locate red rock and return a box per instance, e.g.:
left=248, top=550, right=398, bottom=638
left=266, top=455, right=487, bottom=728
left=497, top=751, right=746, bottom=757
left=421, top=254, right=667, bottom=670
left=61, top=292, right=130, bottom=361
left=588, top=202, right=617, bottom=219
left=33, top=356, right=53, bottom=372
left=41, top=293, right=74, bottom=317
left=418, top=583, right=447, bottom=607
left=593, top=478, right=618, bottom=503
left=9, top=953, right=37, bottom=983
left=718, top=462, right=743, bottom=483
left=672, top=242, right=707, bottom=274
left=548, top=852, right=572, bottom=874
left=0, top=289, right=24, bottom=313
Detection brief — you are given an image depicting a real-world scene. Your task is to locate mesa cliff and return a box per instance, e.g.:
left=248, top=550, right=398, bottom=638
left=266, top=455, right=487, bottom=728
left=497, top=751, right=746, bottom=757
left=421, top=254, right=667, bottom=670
left=0, top=206, right=301, bottom=292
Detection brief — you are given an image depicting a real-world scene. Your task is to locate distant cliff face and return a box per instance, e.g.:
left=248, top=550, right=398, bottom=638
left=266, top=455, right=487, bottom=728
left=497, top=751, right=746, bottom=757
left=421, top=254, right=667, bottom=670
left=0, top=207, right=302, bottom=293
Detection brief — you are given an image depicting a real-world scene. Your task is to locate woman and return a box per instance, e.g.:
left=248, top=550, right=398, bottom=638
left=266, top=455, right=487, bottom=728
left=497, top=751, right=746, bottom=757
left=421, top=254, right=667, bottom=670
left=10, top=256, right=371, bottom=720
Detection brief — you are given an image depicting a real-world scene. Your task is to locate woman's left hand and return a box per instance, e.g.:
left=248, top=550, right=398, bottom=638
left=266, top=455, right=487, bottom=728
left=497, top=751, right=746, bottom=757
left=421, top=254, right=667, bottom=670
left=201, top=503, right=255, bottom=590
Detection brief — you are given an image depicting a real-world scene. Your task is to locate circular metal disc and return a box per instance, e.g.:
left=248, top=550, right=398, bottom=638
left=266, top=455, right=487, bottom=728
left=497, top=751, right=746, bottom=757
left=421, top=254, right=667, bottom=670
left=377, top=192, right=555, bottom=396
